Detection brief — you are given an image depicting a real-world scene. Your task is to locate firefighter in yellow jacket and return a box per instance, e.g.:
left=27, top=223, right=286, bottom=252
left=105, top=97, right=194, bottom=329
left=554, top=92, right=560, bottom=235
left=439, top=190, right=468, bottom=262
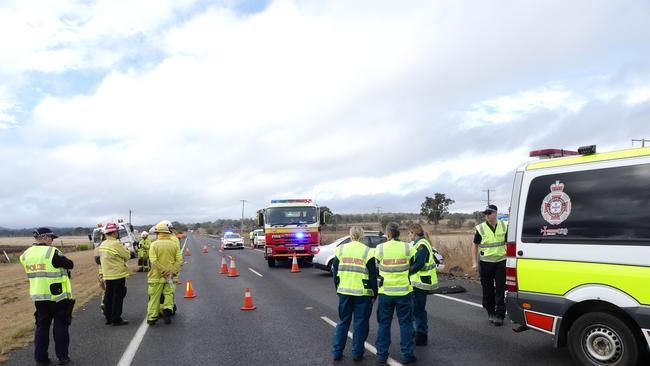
left=98, top=222, right=131, bottom=326
left=147, top=222, right=182, bottom=325
left=137, top=231, right=151, bottom=272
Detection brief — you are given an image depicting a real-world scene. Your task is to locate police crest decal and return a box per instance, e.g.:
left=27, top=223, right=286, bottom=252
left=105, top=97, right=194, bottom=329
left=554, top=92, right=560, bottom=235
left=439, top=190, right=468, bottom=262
left=541, top=180, right=572, bottom=225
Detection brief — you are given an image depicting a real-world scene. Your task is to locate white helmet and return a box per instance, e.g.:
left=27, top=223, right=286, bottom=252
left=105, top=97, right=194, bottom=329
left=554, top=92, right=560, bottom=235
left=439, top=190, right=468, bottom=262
left=148, top=227, right=156, bottom=235
left=159, top=220, right=174, bottom=231
left=141, top=231, right=149, bottom=238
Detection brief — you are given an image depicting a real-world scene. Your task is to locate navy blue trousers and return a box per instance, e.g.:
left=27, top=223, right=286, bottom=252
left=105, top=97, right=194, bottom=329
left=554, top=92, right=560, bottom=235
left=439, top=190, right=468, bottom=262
left=34, top=300, right=72, bottom=363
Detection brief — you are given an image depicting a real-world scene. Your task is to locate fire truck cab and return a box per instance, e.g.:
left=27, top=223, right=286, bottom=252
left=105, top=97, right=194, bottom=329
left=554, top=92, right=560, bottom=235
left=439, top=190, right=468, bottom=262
left=257, top=199, right=330, bottom=267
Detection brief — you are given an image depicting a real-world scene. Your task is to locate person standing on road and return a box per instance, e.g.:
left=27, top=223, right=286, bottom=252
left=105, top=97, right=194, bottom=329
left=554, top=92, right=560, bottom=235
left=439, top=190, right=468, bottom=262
left=374, top=222, right=416, bottom=364
left=147, top=222, right=182, bottom=325
left=159, top=220, right=180, bottom=315
left=471, top=204, right=508, bottom=326
left=137, top=231, right=151, bottom=272
left=98, top=222, right=131, bottom=326
left=331, top=225, right=378, bottom=362
left=20, top=227, right=75, bottom=366
left=408, top=223, right=438, bottom=346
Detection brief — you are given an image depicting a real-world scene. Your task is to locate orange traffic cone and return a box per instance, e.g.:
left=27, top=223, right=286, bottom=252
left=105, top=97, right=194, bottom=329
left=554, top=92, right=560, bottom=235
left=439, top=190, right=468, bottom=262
left=291, top=254, right=300, bottom=273
left=184, top=247, right=191, bottom=256
left=184, top=280, right=196, bottom=298
left=228, top=256, right=240, bottom=277
left=202, top=245, right=208, bottom=253
left=240, top=287, right=256, bottom=311
left=219, top=256, right=228, bottom=274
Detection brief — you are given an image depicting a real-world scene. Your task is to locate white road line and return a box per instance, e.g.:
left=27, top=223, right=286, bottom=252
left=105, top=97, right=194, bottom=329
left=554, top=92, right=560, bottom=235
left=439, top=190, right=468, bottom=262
left=116, top=318, right=149, bottom=366
left=249, top=268, right=263, bottom=277
left=320, top=316, right=403, bottom=366
left=434, top=293, right=482, bottom=308
left=254, top=248, right=264, bottom=253
left=181, top=236, right=189, bottom=253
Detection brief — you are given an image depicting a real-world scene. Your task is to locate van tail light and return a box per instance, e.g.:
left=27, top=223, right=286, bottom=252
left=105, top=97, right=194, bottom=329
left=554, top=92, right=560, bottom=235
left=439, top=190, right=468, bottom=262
left=505, top=241, right=518, bottom=293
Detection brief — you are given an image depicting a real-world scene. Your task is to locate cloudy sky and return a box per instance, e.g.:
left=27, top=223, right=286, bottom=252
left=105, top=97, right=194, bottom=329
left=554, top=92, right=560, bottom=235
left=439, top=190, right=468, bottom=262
left=1, top=0, right=650, bottom=228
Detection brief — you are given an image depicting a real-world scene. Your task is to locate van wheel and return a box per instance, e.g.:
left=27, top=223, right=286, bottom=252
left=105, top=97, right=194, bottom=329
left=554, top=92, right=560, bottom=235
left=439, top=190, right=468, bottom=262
left=267, top=259, right=276, bottom=268
left=568, top=312, right=640, bottom=366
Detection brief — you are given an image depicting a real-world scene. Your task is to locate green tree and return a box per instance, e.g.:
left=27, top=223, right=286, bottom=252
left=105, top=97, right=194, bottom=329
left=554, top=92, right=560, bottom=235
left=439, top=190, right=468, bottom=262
left=420, top=193, right=455, bottom=225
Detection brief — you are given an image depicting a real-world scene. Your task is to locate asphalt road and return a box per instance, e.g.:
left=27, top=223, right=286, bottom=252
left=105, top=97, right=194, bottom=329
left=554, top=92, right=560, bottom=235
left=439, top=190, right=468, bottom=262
left=6, top=233, right=575, bottom=366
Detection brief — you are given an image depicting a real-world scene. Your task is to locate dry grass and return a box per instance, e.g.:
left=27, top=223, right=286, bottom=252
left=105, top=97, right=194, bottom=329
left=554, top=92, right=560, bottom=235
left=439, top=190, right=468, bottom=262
left=0, top=236, right=90, bottom=248
left=0, top=249, right=137, bottom=363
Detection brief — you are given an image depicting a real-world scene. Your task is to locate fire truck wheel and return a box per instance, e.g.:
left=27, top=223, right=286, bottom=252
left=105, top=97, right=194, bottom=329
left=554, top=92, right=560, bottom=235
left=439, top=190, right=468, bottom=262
left=267, top=259, right=276, bottom=268
left=568, top=311, right=641, bottom=366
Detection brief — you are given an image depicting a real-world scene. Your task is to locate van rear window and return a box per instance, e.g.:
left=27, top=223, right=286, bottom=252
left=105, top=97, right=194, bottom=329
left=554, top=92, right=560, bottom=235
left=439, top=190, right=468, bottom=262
left=522, top=163, right=650, bottom=244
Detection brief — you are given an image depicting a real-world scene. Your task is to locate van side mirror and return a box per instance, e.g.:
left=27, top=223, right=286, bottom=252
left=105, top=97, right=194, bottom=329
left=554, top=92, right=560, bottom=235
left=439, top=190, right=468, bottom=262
left=257, top=210, right=264, bottom=227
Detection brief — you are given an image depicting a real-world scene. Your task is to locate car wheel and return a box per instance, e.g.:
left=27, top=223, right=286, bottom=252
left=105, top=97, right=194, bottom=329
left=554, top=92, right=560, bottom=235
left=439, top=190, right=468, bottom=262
left=568, top=312, right=641, bottom=366
left=267, top=258, right=276, bottom=268
left=327, top=259, right=333, bottom=275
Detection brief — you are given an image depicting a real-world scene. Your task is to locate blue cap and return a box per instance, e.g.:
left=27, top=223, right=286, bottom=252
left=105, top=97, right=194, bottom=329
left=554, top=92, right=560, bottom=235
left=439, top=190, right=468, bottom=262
left=33, top=227, right=59, bottom=239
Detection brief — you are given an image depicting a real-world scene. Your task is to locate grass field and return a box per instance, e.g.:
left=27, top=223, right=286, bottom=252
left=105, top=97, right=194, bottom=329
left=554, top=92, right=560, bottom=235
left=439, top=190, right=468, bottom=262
left=0, top=236, right=90, bottom=248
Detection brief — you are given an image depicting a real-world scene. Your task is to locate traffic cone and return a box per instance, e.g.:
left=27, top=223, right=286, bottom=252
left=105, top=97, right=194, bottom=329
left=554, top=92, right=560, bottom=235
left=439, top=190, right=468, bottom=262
left=240, top=287, right=256, bottom=311
left=228, top=256, right=240, bottom=277
left=202, top=245, right=208, bottom=253
left=184, top=280, right=196, bottom=298
left=291, top=254, right=300, bottom=273
left=219, top=256, right=228, bottom=274
left=184, top=247, right=191, bottom=256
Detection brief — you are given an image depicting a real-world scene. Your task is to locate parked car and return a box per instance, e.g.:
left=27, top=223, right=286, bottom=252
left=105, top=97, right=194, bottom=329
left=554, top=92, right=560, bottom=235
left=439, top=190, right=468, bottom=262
left=221, top=232, right=244, bottom=249
left=313, top=231, right=386, bottom=274
left=252, top=229, right=265, bottom=248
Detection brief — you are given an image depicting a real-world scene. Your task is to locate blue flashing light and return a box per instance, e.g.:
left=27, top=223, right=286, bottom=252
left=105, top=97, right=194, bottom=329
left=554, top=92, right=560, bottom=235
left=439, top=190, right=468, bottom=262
left=295, top=232, right=305, bottom=239
left=271, top=199, right=313, bottom=204
left=225, top=231, right=233, bottom=235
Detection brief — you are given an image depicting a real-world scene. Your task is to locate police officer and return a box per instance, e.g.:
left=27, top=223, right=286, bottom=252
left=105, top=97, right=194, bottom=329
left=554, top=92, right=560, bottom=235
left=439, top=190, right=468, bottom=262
left=147, top=222, right=182, bottom=325
left=98, top=222, right=131, bottom=326
left=137, top=231, right=151, bottom=272
left=375, top=222, right=416, bottom=364
left=471, top=204, right=507, bottom=326
left=20, top=228, right=74, bottom=366
left=408, top=223, right=438, bottom=346
left=331, top=226, right=377, bottom=362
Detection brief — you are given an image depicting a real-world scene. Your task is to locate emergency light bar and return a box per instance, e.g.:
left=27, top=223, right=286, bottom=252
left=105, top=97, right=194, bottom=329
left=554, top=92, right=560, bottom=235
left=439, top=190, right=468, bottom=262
left=529, top=149, right=579, bottom=159
left=270, top=199, right=313, bottom=203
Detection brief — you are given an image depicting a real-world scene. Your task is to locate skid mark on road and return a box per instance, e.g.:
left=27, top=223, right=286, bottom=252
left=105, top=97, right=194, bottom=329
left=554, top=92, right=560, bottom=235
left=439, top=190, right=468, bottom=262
left=116, top=318, right=149, bottom=366
left=320, top=316, right=403, bottom=366
left=249, top=268, right=264, bottom=277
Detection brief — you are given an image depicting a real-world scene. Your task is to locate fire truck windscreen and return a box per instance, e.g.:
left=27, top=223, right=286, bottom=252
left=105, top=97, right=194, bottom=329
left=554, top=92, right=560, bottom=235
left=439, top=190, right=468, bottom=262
left=266, top=207, right=318, bottom=226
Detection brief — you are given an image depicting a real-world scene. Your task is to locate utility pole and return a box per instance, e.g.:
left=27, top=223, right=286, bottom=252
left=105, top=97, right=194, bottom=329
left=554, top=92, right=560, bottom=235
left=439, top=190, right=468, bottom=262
left=483, top=189, right=494, bottom=205
left=632, top=138, right=650, bottom=147
left=129, top=209, right=132, bottom=224
left=240, top=200, right=247, bottom=235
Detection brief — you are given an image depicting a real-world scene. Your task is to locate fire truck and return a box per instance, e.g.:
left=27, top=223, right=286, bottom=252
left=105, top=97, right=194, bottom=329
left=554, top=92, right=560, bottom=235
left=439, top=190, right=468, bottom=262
left=257, top=199, right=330, bottom=267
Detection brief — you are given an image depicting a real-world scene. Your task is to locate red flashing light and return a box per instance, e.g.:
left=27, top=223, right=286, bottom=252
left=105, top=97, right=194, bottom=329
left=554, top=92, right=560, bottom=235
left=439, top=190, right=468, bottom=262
left=529, top=149, right=579, bottom=159
left=505, top=242, right=518, bottom=292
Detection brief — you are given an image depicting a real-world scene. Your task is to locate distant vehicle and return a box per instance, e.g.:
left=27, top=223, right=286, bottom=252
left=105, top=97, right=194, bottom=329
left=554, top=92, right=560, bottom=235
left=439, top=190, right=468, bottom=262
left=252, top=229, right=265, bottom=248
left=313, top=231, right=386, bottom=274
left=89, top=220, right=137, bottom=254
left=221, top=232, right=244, bottom=250
left=257, top=199, right=330, bottom=267
left=506, top=145, right=650, bottom=366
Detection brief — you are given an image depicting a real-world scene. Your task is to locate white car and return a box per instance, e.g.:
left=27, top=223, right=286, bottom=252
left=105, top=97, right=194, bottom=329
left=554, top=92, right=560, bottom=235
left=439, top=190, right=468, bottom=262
left=221, top=232, right=244, bottom=249
left=252, top=229, right=265, bottom=248
left=313, top=231, right=386, bottom=274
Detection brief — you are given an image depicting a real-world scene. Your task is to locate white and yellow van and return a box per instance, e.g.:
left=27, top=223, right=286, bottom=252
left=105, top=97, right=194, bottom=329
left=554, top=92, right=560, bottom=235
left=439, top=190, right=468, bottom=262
left=506, top=146, right=650, bottom=366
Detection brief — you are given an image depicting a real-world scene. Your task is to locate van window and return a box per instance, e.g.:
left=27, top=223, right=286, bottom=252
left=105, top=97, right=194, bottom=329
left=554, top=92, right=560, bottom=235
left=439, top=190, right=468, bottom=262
left=522, top=164, right=650, bottom=244
left=508, top=171, right=524, bottom=242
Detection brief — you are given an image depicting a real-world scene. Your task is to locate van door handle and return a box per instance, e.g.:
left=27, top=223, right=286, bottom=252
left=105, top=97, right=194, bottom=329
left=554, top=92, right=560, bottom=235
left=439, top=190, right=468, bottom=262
left=517, top=250, right=523, bottom=256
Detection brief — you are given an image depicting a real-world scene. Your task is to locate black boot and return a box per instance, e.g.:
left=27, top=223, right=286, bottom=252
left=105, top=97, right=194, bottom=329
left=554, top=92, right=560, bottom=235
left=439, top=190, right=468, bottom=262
left=162, top=309, right=172, bottom=324
left=414, top=331, right=428, bottom=346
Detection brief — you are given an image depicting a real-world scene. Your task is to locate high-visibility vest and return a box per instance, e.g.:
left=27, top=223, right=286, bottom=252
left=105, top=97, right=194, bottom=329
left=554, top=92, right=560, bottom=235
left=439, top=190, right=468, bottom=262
left=98, top=239, right=130, bottom=280
left=476, top=220, right=507, bottom=262
left=138, top=238, right=151, bottom=258
left=409, top=238, right=439, bottom=292
left=335, top=241, right=373, bottom=296
left=20, top=245, right=73, bottom=302
left=375, top=240, right=414, bottom=296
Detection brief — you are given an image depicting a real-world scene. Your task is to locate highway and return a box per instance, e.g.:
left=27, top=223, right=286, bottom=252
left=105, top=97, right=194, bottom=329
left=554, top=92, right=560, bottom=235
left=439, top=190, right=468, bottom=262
left=6, top=233, right=574, bottom=365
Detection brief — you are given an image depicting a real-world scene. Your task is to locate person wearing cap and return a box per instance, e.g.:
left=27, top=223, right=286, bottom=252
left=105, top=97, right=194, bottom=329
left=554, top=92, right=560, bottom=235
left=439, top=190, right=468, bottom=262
left=98, top=222, right=131, bottom=326
left=147, top=222, right=182, bottom=325
left=20, top=228, right=75, bottom=366
left=374, top=222, right=417, bottom=364
left=472, top=204, right=508, bottom=326
left=331, top=225, right=377, bottom=362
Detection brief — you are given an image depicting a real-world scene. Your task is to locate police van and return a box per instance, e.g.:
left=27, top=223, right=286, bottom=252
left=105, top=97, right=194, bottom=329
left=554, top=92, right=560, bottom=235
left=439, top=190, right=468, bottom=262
left=505, top=145, right=650, bottom=366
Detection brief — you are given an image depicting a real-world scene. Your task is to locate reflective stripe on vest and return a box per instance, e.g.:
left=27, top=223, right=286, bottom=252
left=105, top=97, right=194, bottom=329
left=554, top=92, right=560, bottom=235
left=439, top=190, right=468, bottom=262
left=409, top=238, right=439, bottom=291
left=376, top=240, right=413, bottom=296
left=20, top=245, right=73, bottom=302
left=476, top=220, right=507, bottom=262
left=336, top=241, right=373, bottom=296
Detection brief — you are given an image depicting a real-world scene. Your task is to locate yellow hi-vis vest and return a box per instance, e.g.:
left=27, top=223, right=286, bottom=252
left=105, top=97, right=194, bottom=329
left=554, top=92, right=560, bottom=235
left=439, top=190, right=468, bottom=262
left=138, top=238, right=151, bottom=258
left=98, top=238, right=131, bottom=280
left=335, top=241, right=373, bottom=296
left=375, top=240, right=414, bottom=296
left=409, top=238, right=439, bottom=292
left=476, top=220, right=507, bottom=262
left=20, top=245, right=73, bottom=302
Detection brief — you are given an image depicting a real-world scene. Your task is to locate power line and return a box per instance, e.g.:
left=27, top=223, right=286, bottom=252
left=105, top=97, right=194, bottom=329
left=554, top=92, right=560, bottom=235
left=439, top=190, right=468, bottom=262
left=632, top=138, right=650, bottom=147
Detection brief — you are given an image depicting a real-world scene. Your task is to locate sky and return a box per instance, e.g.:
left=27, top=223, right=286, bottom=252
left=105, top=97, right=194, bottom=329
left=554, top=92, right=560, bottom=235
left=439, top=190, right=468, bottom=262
left=1, top=0, right=650, bottom=228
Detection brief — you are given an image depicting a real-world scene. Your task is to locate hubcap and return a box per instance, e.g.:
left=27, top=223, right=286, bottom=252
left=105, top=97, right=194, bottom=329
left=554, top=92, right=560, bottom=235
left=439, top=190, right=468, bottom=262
left=583, top=324, right=623, bottom=364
